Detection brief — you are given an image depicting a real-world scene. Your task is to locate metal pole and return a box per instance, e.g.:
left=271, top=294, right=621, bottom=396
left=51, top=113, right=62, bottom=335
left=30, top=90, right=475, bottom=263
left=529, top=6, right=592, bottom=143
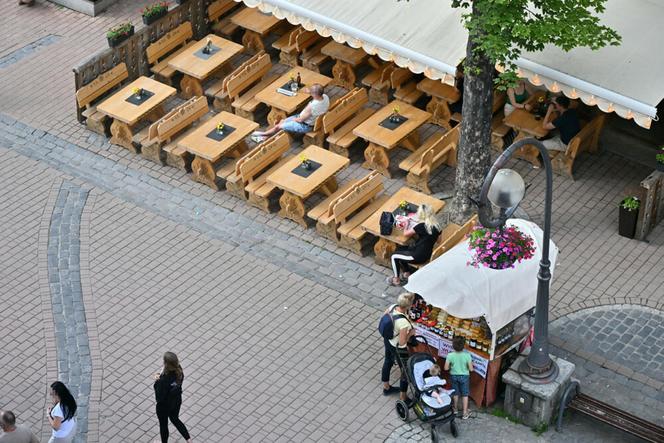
left=477, top=137, right=558, bottom=383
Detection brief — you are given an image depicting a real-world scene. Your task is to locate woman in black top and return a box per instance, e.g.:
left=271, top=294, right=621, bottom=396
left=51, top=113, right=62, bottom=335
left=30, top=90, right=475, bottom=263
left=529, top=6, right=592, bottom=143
left=153, top=352, right=192, bottom=443
left=387, top=204, right=441, bottom=286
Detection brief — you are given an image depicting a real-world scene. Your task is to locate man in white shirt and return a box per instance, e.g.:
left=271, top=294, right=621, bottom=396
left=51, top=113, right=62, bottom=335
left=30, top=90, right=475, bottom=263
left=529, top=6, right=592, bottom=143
left=0, top=410, right=39, bottom=443
left=251, top=84, right=330, bottom=142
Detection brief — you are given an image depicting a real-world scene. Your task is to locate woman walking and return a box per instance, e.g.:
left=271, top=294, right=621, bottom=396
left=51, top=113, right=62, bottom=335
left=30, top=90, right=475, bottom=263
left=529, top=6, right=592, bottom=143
left=153, top=352, right=192, bottom=443
left=47, top=381, right=77, bottom=443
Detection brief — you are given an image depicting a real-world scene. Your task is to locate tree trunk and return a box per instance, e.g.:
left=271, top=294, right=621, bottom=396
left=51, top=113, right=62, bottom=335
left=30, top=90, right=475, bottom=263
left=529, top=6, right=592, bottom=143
left=449, top=5, right=495, bottom=224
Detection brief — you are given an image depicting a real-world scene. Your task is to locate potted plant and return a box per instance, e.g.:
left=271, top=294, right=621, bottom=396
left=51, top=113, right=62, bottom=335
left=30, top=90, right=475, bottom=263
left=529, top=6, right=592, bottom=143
left=106, top=22, right=134, bottom=47
left=299, top=153, right=311, bottom=170
left=216, top=122, right=225, bottom=134
left=390, top=105, right=403, bottom=123
left=618, top=196, right=640, bottom=238
left=175, top=0, right=188, bottom=4
left=656, top=147, right=664, bottom=172
left=466, top=224, right=536, bottom=269
left=141, top=2, right=169, bottom=25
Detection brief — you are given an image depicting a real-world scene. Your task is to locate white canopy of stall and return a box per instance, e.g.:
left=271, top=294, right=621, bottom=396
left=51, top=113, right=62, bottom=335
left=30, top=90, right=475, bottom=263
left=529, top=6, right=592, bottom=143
left=235, top=0, right=662, bottom=128
left=404, top=219, right=559, bottom=334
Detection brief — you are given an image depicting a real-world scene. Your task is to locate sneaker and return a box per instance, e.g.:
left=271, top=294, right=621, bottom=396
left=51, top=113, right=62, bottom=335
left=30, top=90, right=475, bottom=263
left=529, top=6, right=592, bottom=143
left=383, top=386, right=399, bottom=396
left=386, top=276, right=403, bottom=287
left=462, top=413, right=470, bottom=420
left=251, top=134, right=267, bottom=143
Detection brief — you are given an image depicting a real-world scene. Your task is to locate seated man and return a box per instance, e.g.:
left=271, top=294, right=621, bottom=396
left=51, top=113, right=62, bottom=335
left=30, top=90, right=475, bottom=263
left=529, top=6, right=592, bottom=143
left=541, top=95, right=580, bottom=152
left=251, top=84, right=330, bottom=143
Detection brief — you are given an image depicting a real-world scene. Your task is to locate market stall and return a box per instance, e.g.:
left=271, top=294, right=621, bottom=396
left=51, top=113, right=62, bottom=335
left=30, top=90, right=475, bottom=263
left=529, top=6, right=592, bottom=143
left=404, top=218, right=559, bottom=406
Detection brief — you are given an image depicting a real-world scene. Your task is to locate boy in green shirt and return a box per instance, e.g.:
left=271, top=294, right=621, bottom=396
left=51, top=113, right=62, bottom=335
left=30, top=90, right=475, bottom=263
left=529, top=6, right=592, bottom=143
left=444, top=336, right=473, bottom=419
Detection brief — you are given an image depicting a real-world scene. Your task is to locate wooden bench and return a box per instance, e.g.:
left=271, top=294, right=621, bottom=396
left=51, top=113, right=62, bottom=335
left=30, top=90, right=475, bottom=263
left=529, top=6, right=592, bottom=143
left=146, top=22, right=195, bottom=85
left=399, top=126, right=459, bottom=194
left=320, top=88, right=373, bottom=157
left=139, top=96, right=209, bottom=169
left=224, top=131, right=292, bottom=212
left=308, top=171, right=389, bottom=254
left=390, top=68, right=422, bottom=105
left=205, top=51, right=270, bottom=112
left=550, top=114, right=605, bottom=179
left=301, top=39, right=331, bottom=73
left=272, top=26, right=319, bottom=67
left=362, top=61, right=395, bottom=105
left=225, top=51, right=278, bottom=121
left=75, top=63, right=129, bottom=136
left=409, top=214, right=478, bottom=270
left=208, top=0, right=241, bottom=39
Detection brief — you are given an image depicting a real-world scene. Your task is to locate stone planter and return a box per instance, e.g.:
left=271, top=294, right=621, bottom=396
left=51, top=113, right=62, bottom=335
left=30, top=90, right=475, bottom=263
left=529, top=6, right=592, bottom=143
left=142, top=9, right=168, bottom=25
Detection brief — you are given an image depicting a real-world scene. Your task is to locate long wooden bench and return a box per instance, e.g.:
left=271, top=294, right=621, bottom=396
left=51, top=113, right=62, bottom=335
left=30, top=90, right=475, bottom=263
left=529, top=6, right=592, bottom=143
left=307, top=171, right=389, bottom=254
left=301, top=39, right=331, bottom=73
left=390, top=68, right=422, bottom=105
left=550, top=114, right=605, bottom=179
left=205, top=51, right=271, bottom=112
left=224, top=131, right=292, bottom=212
left=399, top=126, right=459, bottom=194
left=139, top=96, right=209, bottom=169
left=362, top=62, right=395, bottom=105
left=75, top=63, right=129, bottom=136
left=208, top=0, right=241, bottom=39
left=322, top=88, right=373, bottom=157
left=272, top=26, right=319, bottom=67
left=224, top=52, right=278, bottom=121
left=146, top=22, right=195, bottom=85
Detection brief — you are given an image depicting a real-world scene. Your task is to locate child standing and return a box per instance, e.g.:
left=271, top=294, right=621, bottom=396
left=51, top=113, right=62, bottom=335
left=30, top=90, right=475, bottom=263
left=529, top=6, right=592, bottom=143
left=444, top=336, right=473, bottom=419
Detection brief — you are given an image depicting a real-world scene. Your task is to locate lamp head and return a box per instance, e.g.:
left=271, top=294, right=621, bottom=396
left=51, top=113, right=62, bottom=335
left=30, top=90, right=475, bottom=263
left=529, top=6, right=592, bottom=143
left=488, top=168, right=525, bottom=209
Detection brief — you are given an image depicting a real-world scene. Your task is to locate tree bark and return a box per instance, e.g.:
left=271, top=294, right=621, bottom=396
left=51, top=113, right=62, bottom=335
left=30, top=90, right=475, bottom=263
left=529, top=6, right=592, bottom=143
left=449, top=4, right=495, bottom=224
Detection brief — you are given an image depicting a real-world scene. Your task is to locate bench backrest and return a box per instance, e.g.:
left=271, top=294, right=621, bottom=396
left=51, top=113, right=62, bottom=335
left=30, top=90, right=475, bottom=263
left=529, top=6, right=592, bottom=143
left=75, top=63, right=128, bottom=108
left=391, top=68, right=412, bottom=90
left=322, top=88, right=368, bottom=135
left=207, top=0, right=235, bottom=22
left=216, top=52, right=265, bottom=98
left=226, top=52, right=272, bottom=100
left=236, top=131, right=290, bottom=182
left=149, top=96, right=208, bottom=142
left=146, top=21, right=193, bottom=65
left=330, top=171, right=383, bottom=223
left=432, top=214, right=478, bottom=260
left=419, top=126, right=460, bottom=170
left=566, top=114, right=606, bottom=159
left=295, top=30, right=320, bottom=52
left=493, top=90, right=506, bottom=114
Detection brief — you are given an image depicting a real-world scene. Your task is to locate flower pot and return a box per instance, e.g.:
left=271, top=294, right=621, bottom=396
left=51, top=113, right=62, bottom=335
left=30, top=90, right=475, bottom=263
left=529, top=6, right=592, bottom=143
left=656, top=162, right=664, bottom=172
left=142, top=9, right=167, bottom=25
left=107, top=26, right=134, bottom=48
left=618, top=203, right=638, bottom=239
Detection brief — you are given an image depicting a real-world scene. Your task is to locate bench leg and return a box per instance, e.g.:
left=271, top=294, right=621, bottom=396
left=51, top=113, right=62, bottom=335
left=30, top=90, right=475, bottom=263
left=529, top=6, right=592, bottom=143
left=406, top=172, right=432, bottom=194
left=180, top=75, right=204, bottom=99
left=213, top=95, right=233, bottom=113
left=141, top=142, right=166, bottom=166
left=374, top=237, right=397, bottom=267
left=401, top=131, right=420, bottom=152
left=302, top=59, right=320, bottom=73
left=229, top=140, right=249, bottom=159
left=362, top=143, right=391, bottom=178
left=109, top=119, right=138, bottom=153
left=235, top=108, right=256, bottom=121
left=279, top=50, right=300, bottom=67
left=267, top=107, right=288, bottom=127
left=242, top=30, right=265, bottom=54
left=331, top=60, right=356, bottom=90
left=319, top=176, right=338, bottom=196
left=248, top=191, right=272, bottom=212
left=191, top=155, right=222, bottom=190
left=303, top=131, right=325, bottom=148
left=278, top=191, right=308, bottom=228
left=316, top=220, right=338, bottom=241
left=338, top=234, right=365, bottom=255
left=226, top=176, right=247, bottom=200
left=329, top=143, right=350, bottom=158
left=85, top=115, right=109, bottom=137
left=369, top=86, right=389, bottom=105
left=426, top=97, right=453, bottom=130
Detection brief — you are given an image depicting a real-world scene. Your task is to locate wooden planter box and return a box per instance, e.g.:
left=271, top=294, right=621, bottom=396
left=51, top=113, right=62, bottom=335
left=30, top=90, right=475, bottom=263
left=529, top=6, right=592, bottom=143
left=107, top=26, right=134, bottom=48
left=142, top=9, right=168, bottom=25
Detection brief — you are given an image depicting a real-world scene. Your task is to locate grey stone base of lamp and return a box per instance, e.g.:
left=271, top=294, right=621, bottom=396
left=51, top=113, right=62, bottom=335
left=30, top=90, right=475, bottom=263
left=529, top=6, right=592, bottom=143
left=502, top=348, right=575, bottom=428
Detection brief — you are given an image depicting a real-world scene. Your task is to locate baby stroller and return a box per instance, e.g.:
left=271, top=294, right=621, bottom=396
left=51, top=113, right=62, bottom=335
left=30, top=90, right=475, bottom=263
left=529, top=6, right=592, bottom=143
left=394, top=336, right=458, bottom=441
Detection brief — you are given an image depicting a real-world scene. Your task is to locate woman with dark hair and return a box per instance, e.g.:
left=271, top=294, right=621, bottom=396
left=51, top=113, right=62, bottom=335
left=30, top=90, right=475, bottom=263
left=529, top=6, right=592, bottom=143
left=153, top=352, right=192, bottom=443
left=47, top=381, right=77, bottom=443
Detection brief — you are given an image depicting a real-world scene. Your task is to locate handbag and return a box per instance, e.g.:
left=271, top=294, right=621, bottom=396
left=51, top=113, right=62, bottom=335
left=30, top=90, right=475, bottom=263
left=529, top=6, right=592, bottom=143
left=380, top=211, right=395, bottom=235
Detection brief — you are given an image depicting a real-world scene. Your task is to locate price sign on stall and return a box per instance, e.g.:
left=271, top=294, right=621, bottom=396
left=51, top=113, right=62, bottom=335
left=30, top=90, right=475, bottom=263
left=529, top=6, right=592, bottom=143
left=437, top=339, right=489, bottom=378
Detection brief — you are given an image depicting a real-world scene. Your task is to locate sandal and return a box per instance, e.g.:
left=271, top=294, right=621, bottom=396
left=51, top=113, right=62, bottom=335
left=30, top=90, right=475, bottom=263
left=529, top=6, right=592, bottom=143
left=386, top=276, right=402, bottom=286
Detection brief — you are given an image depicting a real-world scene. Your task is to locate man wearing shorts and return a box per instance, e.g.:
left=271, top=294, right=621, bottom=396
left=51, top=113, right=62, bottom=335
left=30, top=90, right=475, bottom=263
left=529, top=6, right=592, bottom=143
left=251, top=83, right=329, bottom=142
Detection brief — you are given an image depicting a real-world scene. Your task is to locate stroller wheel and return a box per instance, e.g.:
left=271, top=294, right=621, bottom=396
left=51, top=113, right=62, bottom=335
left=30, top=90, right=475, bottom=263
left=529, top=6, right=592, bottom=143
left=395, top=400, right=409, bottom=421
left=430, top=424, right=439, bottom=443
left=450, top=419, right=459, bottom=438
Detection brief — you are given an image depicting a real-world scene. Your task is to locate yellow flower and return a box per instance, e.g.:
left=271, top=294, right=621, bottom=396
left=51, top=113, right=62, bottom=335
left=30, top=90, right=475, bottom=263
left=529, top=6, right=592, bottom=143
left=392, top=105, right=400, bottom=114
left=216, top=122, right=224, bottom=131
left=290, top=73, right=296, bottom=81
left=300, top=154, right=308, bottom=163
left=399, top=200, right=407, bottom=209
left=132, top=87, right=141, bottom=95
left=537, top=96, right=544, bottom=103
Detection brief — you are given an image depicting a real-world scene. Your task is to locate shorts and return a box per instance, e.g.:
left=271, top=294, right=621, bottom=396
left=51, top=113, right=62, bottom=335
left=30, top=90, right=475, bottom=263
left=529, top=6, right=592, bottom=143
left=541, top=135, right=567, bottom=152
left=280, top=116, right=312, bottom=134
left=450, top=374, right=470, bottom=397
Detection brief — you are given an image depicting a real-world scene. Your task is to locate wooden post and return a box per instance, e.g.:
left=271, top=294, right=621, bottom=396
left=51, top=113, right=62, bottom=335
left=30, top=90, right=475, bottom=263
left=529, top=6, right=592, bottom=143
left=636, top=171, right=664, bottom=241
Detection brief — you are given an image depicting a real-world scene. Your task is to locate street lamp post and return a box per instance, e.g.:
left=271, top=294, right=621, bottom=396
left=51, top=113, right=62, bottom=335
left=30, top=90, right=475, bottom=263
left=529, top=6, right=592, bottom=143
left=475, top=137, right=559, bottom=384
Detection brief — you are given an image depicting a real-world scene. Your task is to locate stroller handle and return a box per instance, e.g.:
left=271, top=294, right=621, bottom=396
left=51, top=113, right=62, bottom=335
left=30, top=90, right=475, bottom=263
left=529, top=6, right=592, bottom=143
left=411, top=335, right=430, bottom=347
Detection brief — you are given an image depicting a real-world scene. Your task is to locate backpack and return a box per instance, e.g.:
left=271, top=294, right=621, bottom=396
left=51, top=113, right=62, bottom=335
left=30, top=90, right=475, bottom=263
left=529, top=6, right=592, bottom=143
left=380, top=211, right=395, bottom=236
left=378, top=305, right=406, bottom=340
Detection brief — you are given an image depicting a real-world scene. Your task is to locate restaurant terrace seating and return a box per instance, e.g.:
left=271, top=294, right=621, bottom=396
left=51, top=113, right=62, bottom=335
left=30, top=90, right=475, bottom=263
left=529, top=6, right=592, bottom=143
left=146, top=22, right=195, bottom=86
left=75, top=63, right=129, bottom=136
left=550, top=114, right=605, bottom=179
left=301, top=40, right=331, bottom=73
left=207, top=0, right=241, bottom=39
left=410, top=214, right=479, bottom=270
left=228, top=52, right=278, bottom=121
left=322, top=88, right=374, bottom=157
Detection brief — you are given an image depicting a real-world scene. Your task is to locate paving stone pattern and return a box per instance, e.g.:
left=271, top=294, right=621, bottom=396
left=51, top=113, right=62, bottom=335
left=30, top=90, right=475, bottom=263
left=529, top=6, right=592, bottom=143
left=48, top=181, right=91, bottom=442
left=0, top=34, right=60, bottom=68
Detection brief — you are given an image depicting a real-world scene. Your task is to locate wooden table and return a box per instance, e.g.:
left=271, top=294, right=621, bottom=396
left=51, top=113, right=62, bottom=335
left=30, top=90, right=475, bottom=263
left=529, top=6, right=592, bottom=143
left=254, top=68, right=332, bottom=126
left=266, top=145, right=349, bottom=227
left=321, top=41, right=367, bottom=90
left=177, top=111, right=258, bottom=190
left=361, top=187, right=445, bottom=266
left=168, top=34, right=243, bottom=99
left=417, top=78, right=461, bottom=129
left=352, top=100, right=431, bottom=177
left=503, top=108, right=550, bottom=168
left=230, top=7, right=281, bottom=54
left=97, top=76, right=176, bottom=152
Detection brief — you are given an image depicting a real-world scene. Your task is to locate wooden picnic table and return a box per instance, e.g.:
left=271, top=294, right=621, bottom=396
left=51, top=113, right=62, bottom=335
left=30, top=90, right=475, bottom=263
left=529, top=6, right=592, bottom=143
left=321, top=41, right=367, bottom=90
left=96, top=76, right=176, bottom=152
left=503, top=108, right=550, bottom=168
left=267, top=145, right=350, bottom=227
left=417, top=78, right=461, bottom=129
left=254, top=68, right=332, bottom=126
left=230, top=7, right=281, bottom=54
left=168, top=34, right=243, bottom=99
left=361, top=186, right=445, bottom=266
left=177, top=111, right=258, bottom=190
left=352, top=100, right=431, bottom=177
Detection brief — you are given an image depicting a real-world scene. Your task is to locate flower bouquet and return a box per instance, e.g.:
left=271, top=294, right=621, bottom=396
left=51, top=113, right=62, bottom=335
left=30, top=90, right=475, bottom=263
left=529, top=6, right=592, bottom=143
left=106, top=22, right=134, bottom=48
left=389, top=105, right=403, bottom=123
left=216, top=122, right=225, bottom=134
left=141, top=1, right=169, bottom=25
left=300, top=153, right=312, bottom=170
left=466, top=224, right=535, bottom=269
left=132, top=87, right=143, bottom=98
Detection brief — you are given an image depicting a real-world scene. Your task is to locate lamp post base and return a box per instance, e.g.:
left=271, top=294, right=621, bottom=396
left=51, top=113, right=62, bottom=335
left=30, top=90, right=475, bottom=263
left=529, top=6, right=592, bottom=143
left=518, top=357, right=560, bottom=384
